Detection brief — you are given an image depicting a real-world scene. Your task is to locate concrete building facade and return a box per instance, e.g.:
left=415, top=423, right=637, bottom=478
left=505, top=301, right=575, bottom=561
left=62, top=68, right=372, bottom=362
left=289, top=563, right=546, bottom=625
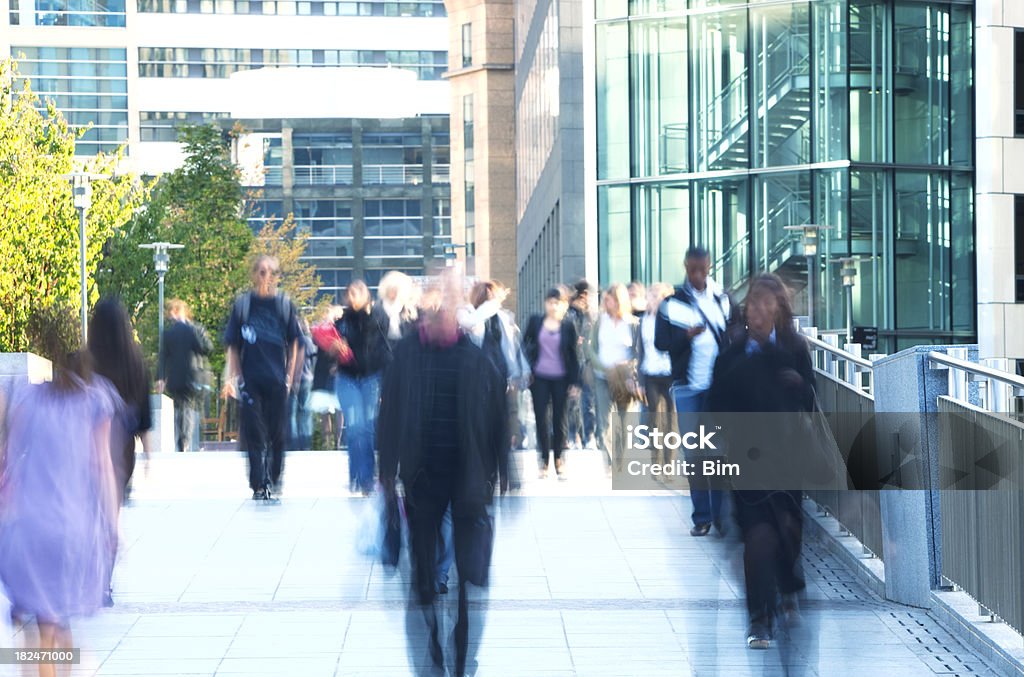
left=513, top=0, right=585, bottom=317
left=444, top=0, right=518, bottom=310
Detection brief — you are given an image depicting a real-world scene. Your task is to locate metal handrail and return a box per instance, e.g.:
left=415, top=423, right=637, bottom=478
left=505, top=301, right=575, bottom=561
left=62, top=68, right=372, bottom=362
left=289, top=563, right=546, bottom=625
left=928, top=350, right=1024, bottom=414
left=809, top=335, right=874, bottom=370
left=804, top=330, right=875, bottom=397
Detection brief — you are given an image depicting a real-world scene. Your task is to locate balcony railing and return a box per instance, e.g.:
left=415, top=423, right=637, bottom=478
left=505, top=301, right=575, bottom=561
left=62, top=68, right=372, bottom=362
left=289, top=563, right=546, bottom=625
left=263, top=163, right=450, bottom=187
left=294, top=165, right=354, bottom=186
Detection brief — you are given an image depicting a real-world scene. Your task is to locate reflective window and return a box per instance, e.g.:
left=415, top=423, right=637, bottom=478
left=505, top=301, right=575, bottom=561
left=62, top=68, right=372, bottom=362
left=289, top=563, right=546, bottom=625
left=33, top=0, right=125, bottom=26
left=138, top=0, right=445, bottom=15
left=139, top=111, right=230, bottom=142
left=137, top=48, right=448, bottom=80
left=630, top=19, right=687, bottom=176
left=692, top=9, right=747, bottom=171
left=14, top=47, right=129, bottom=155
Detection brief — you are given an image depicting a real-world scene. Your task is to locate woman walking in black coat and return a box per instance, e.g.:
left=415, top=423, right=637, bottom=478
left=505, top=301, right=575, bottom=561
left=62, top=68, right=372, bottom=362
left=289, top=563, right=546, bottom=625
left=707, top=274, right=815, bottom=650
left=522, top=286, right=580, bottom=480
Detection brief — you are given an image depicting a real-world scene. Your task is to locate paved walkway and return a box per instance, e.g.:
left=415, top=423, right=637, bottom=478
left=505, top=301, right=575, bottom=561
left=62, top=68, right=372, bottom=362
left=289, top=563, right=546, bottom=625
left=8, top=450, right=1003, bottom=676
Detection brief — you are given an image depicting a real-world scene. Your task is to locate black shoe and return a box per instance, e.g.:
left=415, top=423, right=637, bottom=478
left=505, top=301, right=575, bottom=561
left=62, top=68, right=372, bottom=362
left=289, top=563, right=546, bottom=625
left=690, top=523, right=712, bottom=537
left=747, top=619, right=772, bottom=649
left=713, top=520, right=728, bottom=538
left=263, top=482, right=279, bottom=503
left=252, top=488, right=266, bottom=500
left=437, top=583, right=449, bottom=595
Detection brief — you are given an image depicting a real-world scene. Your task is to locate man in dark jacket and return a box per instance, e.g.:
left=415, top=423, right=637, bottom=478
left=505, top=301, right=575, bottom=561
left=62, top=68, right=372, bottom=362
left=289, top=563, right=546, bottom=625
left=655, top=246, right=739, bottom=536
left=378, top=291, right=507, bottom=677
left=158, top=299, right=213, bottom=452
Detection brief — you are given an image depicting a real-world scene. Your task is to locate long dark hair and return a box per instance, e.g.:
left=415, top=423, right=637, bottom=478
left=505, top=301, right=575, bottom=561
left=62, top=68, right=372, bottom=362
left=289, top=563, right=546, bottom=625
left=87, top=296, right=149, bottom=409
left=745, top=273, right=800, bottom=347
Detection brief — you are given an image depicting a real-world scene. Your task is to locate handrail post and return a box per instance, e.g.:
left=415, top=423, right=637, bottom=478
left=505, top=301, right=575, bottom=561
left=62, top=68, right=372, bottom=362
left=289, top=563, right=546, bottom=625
left=823, top=334, right=840, bottom=378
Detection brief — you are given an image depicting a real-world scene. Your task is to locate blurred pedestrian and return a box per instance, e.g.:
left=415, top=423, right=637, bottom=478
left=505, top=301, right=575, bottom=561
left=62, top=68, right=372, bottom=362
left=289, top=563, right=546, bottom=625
left=374, top=271, right=418, bottom=360
left=309, top=306, right=344, bottom=449
left=587, top=283, right=638, bottom=475
left=707, top=273, right=813, bottom=650
left=627, top=281, right=647, bottom=319
left=88, top=296, right=153, bottom=504
left=656, top=246, right=739, bottom=536
left=288, top=318, right=315, bottom=451
left=0, top=324, right=120, bottom=676
left=222, top=255, right=303, bottom=501
left=522, top=286, right=580, bottom=480
left=457, top=279, right=527, bottom=491
left=379, top=271, right=506, bottom=677
left=334, top=280, right=388, bottom=495
left=566, top=280, right=596, bottom=449
left=157, top=299, right=213, bottom=452
left=636, top=282, right=675, bottom=466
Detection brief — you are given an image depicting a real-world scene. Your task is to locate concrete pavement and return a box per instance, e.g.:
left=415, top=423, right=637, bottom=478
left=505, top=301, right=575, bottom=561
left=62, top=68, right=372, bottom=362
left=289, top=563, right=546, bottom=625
left=6, top=449, right=1003, bottom=676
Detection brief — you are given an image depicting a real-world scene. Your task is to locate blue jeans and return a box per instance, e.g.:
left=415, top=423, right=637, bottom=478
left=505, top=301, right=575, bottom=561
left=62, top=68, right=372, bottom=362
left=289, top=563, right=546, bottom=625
left=288, top=378, right=313, bottom=450
left=673, top=386, right=722, bottom=527
left=335, top=372, right=381, bottom=492
left=435, top=503, right=454, bottom=591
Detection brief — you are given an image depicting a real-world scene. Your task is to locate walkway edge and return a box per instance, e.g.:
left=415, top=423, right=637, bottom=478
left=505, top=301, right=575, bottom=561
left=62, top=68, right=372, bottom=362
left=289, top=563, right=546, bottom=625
left=803, top=499, right=1024, bottom=677
left=801, top=498, right=885, bottom=599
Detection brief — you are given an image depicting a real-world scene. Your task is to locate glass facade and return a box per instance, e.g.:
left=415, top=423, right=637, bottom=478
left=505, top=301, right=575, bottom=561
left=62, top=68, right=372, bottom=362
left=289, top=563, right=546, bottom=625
left=245, top=117, right=449, bottom=302
left=31, top=0, right=126, bottom=25
left=140, top=111, right=231, bottom=142
left=14, top=47, right=129, bottom=156
left=594, top=0, right=975, bottom=351
left=516, top=0, right=559, bottom=220
left=137, top=0, right=445, bottom=16
left=138, top=48, right=448, bottom=80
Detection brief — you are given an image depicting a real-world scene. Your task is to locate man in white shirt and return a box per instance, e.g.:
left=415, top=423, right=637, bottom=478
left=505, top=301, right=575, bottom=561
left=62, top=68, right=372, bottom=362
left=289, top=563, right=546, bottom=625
left=655, top=247, right=738, bottom=536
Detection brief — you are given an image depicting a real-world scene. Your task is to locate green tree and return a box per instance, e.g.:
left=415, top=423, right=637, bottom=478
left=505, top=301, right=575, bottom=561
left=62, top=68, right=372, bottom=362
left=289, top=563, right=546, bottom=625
left=0, top=58, right=148, bottom=352
left=98, top=124, right=254, bottom=368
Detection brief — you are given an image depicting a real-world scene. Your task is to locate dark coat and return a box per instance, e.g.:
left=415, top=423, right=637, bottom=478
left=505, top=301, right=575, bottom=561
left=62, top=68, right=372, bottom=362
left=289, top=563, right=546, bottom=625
left=708, top=329, right=816, bottom=521
left=369, top=303, right=417, bottom=371
left=159, top=319, right=212, bottom=398
left=378, top=334, right=507, bottom=506
left=334, top=306, right=388, bottom=377
left=706, top=331, right=815, bottom=415
left=521, top=315, right=580, bottom=386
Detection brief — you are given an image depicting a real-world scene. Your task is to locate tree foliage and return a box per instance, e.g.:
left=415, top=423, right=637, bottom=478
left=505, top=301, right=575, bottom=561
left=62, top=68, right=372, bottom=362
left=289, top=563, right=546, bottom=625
left=97, top=124, right=254, bottom=367
left=0, top=58, right=148, bottom=353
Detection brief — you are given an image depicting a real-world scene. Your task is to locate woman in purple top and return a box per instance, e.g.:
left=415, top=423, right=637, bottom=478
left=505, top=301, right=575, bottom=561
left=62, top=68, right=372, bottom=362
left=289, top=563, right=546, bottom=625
left=522, top=286, right=580, bottom=479
left=0, top=336, right=121, bottom=670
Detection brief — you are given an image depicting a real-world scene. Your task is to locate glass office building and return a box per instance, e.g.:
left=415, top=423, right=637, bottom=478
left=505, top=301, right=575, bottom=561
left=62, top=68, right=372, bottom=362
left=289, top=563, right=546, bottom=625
left=239, top=116, right=451, bottom=304
left=594, top=0, right=975, bottom=350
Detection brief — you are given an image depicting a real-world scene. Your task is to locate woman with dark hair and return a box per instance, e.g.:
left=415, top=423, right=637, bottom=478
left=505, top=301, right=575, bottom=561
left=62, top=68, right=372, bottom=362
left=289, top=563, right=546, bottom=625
left=88, top=296, right=153, bottom=504
left=522, top=286, right=580, bottom=479
left=0, top=309, right=120, bottom=673
left=707, top=273, right=815, bottom=650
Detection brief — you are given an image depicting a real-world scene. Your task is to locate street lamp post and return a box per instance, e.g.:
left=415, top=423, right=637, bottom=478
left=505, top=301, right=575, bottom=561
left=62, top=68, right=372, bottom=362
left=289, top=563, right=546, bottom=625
left=832, top=256, right=859, bottom=344
left=63, top=172, right=109, bottom=342
left=139, top=242, right=185, bottom=361
left=784, top=224, right=833, bottom=326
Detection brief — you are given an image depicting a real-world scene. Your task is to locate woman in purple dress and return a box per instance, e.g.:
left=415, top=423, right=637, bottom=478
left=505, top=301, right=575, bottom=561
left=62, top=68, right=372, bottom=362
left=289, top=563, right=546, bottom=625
left=0, top=346, right=120, bottom=672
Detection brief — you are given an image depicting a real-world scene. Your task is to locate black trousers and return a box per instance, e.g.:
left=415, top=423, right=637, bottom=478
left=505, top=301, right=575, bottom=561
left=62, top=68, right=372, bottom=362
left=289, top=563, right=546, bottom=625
left=734, top=490, right=805, bottom=626
left=530, top=376, right=570, bottom=466
left=404, top=473, right=488, bottom=677
left=239, top=379, right=288, bottom=491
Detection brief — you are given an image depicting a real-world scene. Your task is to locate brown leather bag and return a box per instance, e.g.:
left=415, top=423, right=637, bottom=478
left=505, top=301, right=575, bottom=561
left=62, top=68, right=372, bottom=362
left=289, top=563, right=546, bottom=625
left=606, top=362, right=638, bottom=406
